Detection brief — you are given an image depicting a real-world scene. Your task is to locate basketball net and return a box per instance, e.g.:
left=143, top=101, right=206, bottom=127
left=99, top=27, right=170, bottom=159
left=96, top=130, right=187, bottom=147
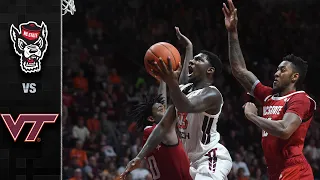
left=62, top=0, right=76, bottom=15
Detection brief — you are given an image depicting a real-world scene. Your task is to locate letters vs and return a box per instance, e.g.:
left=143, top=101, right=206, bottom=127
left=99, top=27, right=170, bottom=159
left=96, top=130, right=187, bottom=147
left=1, top=114, right=58, bottom=142
left=22, top=83, right=36, bottom=93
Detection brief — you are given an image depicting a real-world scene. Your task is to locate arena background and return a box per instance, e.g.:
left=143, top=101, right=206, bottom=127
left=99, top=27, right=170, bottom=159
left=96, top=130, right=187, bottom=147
left=62, top=0, right=320, bottom=179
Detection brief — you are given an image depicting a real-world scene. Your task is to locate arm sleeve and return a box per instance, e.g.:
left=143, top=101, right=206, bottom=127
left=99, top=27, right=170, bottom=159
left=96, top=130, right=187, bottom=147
left=250, top=80, right=273, bottom=103
left=286, top=94, right=312, bottom=121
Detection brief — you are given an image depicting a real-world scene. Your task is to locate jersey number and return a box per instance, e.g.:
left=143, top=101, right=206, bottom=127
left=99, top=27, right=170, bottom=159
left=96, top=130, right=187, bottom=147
left=201, top=116, right=214, bottom=145
left=177, top=112, right=188, bottom=129
left=262, top=118, right=271, bottom=137
left=147, top=155, right=160, bottom=179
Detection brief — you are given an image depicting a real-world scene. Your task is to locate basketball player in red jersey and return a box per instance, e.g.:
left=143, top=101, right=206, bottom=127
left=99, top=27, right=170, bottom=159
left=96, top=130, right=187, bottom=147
left=223, top=0, right=316, bottom=179
left=120, top=80, right=192, bottom=180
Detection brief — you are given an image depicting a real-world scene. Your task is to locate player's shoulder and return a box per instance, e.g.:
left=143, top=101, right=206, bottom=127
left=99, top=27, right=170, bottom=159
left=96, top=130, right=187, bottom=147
left=207, top=85, right=222, bottom=95
left=202, top=86, right=223, bottom=101
left=288, top=91, right=316, bottom=106
left=287, top=91, right=313, bottom=101
left=143, top=125, right=156, bottom=137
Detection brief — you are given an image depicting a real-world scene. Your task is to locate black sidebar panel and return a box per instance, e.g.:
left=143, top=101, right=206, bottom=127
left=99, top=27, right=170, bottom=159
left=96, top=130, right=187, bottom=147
left=0, top=0, right=61, bottom=179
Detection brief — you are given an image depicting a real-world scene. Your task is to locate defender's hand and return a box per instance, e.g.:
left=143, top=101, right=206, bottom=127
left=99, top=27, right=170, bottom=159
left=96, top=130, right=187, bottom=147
left=175, top=27, right=192, bottom=47
left=243, top=102, right=258, bottom=120
left=222, top=0, right=238, bottom=32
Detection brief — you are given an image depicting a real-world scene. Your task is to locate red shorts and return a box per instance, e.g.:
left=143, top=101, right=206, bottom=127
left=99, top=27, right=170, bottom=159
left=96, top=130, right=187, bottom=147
left=268, top=163, right=313, bottom=180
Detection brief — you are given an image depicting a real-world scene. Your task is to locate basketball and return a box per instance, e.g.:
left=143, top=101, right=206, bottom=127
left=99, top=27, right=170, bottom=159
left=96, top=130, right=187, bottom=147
left=144, top=42, right=181, bottom=79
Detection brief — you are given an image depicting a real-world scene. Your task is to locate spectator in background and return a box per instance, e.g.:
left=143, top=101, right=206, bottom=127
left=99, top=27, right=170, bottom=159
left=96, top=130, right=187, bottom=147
left=87, top=114, right=101, bottom=133
left=108, top=68, right=121, bottom=85
left=130, top=161, right=152, bottom=180
left=84, top=156, right=99, bottom=179
left=117, top=157, right=129, bottom=175
left=130, top=137, right=141, bottom=158
left=73, top=70, right=88, bottom=92
left=100, top=161, right=119, bottom=180
left=73, top=116, right=90, bottom=143
left=84, top=132, right=100, bottom=152
left=70, top=140, right=88, bottom=168
left=69, top=168, right=83, bottom=180
left=237, top=168, right=249, bottom=180
left=233, top=153, right=250, bottom=178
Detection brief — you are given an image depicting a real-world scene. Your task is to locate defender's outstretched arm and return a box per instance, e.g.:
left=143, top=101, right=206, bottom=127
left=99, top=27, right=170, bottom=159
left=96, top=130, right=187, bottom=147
left=223, top=0, right=259, bottom=93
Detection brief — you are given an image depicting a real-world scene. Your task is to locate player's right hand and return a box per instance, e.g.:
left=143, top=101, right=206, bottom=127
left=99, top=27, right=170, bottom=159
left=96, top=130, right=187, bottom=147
left=120, top=157, right=142, bottom=179
left=222, top=0, right=238, bottom=32
left=175, top=27, right=192, bottom=47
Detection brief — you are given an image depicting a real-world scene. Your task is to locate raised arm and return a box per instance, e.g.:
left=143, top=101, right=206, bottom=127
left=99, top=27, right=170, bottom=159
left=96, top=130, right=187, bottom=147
left=223, top=0, right=259, bottom=93
left=158, top=80, right=167, bottom=107
left=175, top=27, right=193, bottom=85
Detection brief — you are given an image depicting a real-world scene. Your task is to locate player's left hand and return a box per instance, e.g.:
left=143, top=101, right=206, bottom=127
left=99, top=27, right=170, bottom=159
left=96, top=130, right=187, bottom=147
left=243, top=102, right=258, bottom=119
left=175, top=27, right=192, bottom=47
left=149, top=57, right=182, bottom=84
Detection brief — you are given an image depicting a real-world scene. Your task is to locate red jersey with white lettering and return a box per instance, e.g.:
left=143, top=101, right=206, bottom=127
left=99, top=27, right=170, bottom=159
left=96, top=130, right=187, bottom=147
left=143, top=125, right=192, bottom=180
left=251, top=81, right=316, bottom=177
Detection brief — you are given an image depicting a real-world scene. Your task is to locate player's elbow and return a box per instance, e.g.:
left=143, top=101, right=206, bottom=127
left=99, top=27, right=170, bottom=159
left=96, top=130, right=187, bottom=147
left=279, top=129, right=293, bottom=140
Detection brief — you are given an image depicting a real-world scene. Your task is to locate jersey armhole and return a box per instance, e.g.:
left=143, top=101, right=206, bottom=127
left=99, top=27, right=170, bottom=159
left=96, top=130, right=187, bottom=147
left=249, top=80, right=260, bottom=97
left=161, top=141, right=179, bottom=147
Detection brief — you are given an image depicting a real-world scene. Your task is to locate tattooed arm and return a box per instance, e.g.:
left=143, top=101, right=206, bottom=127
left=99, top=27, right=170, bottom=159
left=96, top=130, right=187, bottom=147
left=223, top=0, right=259, bottom=93
left=228, top=32, right=259, bottom=93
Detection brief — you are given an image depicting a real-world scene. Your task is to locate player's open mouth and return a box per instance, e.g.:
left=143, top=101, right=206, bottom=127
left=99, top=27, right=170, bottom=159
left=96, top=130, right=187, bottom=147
left=188, top=66, right=194, bottom=77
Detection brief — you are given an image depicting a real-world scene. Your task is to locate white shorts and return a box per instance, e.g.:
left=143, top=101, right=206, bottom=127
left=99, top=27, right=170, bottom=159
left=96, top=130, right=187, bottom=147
left=189, top=143, right=232, bottom=180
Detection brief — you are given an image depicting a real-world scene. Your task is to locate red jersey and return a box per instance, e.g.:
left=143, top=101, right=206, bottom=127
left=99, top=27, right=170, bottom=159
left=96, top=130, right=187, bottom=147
left=143, top=125, right=192, bottom=180
left=252, top=81, right=316, bottom=169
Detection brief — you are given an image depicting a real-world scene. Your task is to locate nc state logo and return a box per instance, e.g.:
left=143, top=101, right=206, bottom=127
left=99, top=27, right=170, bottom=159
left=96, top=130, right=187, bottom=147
left=177, top=112, right=188, bottom=129
left=10, top=21, right=48, bottom=73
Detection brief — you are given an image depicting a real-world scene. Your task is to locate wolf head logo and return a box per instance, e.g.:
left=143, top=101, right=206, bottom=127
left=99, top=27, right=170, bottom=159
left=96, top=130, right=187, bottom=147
left=10, top=21, right=48, bottom=73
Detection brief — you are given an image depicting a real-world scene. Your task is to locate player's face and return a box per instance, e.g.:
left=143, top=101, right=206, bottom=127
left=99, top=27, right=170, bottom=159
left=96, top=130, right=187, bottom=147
left=188, top=53, right=212, bottom=83
left=152, top=103, right=165, bottom=122
left=273, top=61, right=297, bottom=93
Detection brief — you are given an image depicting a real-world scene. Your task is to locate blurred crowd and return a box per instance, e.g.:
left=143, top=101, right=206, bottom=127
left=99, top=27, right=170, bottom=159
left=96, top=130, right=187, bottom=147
left=62, top=0, right=320, bottom=179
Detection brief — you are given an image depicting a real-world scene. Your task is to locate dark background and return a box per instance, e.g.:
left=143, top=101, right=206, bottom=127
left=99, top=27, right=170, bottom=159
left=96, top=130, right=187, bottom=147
left=0, top=0, right=61, bottom=179
left=62, top=0, right=320, bottom=179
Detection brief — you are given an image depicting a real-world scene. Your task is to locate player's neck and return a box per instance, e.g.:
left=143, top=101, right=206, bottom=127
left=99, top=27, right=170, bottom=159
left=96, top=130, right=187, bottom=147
left=192, top=80, right=212, bottom=90
left=280, top=86, right=296, bottom=97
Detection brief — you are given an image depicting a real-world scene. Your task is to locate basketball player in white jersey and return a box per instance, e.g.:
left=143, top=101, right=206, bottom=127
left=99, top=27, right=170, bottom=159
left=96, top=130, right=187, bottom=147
left=149, top=29, right=232, bottom=179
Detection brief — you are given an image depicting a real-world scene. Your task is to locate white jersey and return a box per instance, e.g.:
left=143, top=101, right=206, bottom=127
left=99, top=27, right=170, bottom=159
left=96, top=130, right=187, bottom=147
left=177, top=83, right=223, bottom=163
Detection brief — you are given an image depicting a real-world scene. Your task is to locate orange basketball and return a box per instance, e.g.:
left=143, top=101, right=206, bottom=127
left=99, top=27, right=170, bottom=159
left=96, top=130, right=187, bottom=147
left=144, top=42, right=181, bottom=80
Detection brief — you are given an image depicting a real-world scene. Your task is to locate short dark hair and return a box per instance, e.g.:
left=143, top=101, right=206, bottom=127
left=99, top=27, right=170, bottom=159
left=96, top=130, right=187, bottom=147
left=130, top=94, right=164, bottom=131
left=283, top=54, right=308, bottom=89
left=200, top=50, right=222, bottom=75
